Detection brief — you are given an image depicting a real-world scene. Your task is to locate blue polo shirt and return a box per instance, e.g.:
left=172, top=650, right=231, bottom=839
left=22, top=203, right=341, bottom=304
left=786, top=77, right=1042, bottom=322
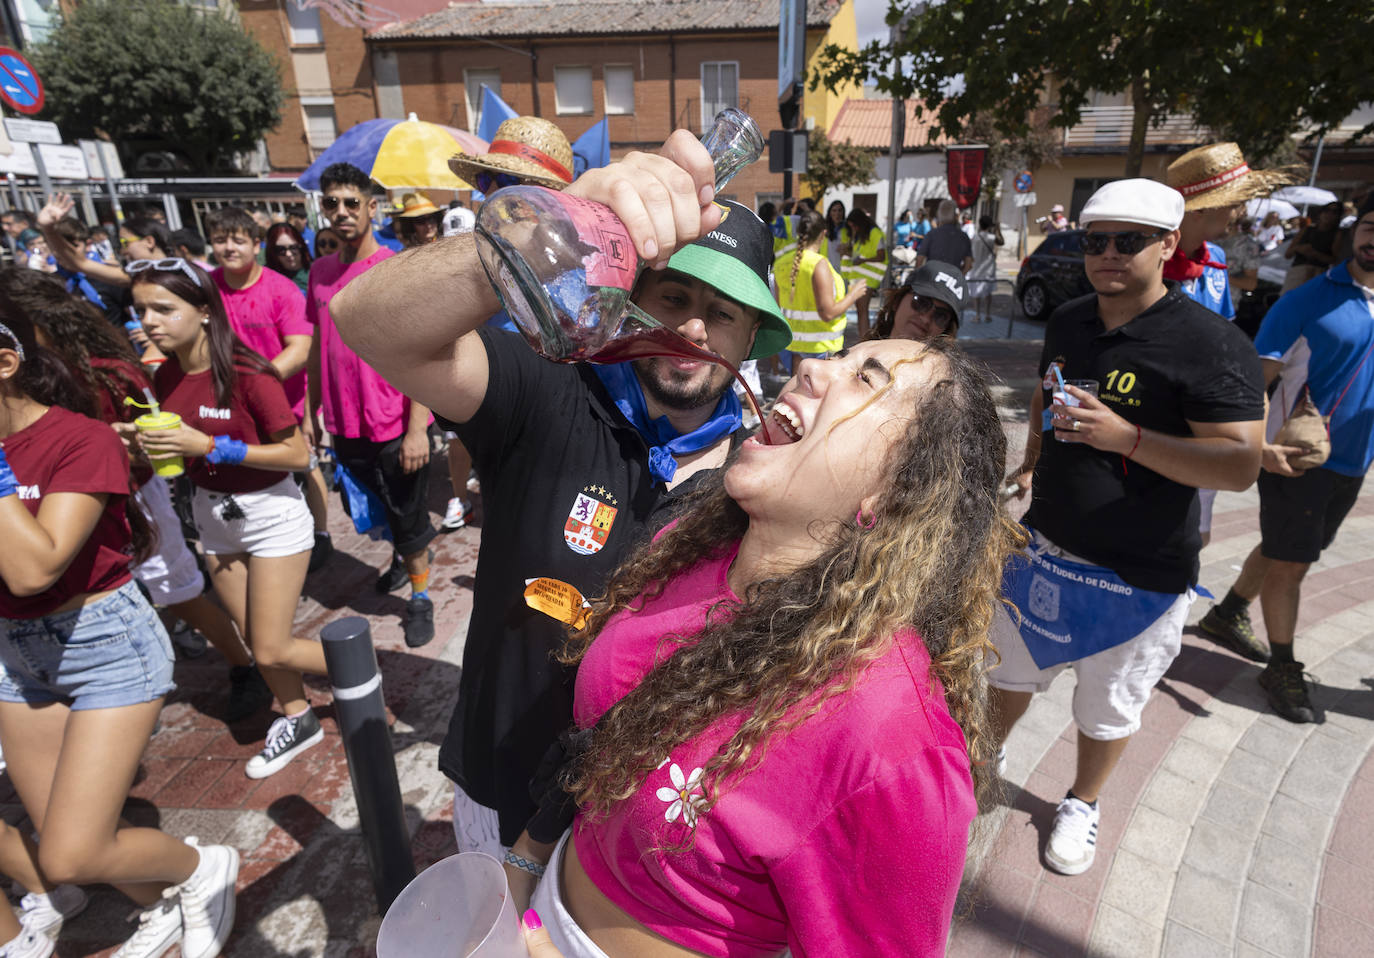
left=1254, top=262, right=1374, bottom=476
left=1177, top=241, right=1234, bottom=320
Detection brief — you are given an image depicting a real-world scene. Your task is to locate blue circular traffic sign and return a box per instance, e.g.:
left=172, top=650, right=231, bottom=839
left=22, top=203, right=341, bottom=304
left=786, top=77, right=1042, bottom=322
left=1014, top=170, right=1033, bottom=194
left=0, top=47, right=45, bottom=116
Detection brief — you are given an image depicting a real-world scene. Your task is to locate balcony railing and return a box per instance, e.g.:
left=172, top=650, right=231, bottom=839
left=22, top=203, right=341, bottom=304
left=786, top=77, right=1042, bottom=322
left=1062, top=106, right=1210, bottom=150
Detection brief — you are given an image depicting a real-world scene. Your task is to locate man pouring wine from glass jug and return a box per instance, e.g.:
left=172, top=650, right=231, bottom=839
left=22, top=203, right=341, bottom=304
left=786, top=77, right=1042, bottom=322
left=330, top=112, right=791, bottom=888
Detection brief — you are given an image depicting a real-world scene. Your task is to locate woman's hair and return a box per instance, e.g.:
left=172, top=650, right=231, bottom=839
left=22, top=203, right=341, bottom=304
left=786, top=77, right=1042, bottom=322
left=899, top=209, right=913, bottom=223
left=0, top=268, right=140, bottom=420
left=825, top=200, right=846, bottom=243
left=129, top=261, right=277, bottom=406
left=789, top=210, right=827, bottom=291
left=563, top=337, right=1021, bottom=825
left=845, top=206, right=875, bottom=237
left=979, top=214, right=995, bottom=230
left=0, top=285, right=154, bottom=562
left=123, top=217, right=171, bottom=257
left=264, top=223, right=312, bottom=277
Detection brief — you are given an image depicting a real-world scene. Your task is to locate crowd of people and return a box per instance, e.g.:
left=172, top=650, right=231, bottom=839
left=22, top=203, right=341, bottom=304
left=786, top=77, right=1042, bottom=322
left=0, top=112, right=1368, bottom=958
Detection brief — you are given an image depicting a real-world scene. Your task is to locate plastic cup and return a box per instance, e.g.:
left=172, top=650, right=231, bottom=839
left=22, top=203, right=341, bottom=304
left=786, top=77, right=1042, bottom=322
left=134, top=410, right=185, bottom=478
left=375, top=853, right=523, bottom=958
left=1052, top=379, right=1099, bottom=440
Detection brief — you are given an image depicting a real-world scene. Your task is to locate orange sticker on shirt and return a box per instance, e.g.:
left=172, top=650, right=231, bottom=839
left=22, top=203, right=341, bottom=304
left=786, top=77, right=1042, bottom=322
left=523, top=577, right=591, bottom=630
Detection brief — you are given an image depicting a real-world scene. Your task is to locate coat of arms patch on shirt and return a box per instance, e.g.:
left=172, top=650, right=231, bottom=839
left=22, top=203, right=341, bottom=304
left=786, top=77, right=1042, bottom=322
left=564, top=484, right=618, bottom=555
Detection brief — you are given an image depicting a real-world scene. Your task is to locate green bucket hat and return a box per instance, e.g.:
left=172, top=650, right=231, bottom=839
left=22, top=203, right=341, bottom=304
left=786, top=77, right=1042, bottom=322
left=665, top=201, right=791, bottom=359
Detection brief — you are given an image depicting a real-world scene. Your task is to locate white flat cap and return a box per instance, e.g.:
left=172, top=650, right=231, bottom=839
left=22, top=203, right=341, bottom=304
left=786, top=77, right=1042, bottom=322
left=1080, top=179, right=1185, bottom=231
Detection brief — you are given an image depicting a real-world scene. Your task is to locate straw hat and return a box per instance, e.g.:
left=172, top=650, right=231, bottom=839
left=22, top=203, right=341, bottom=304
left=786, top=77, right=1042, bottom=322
left=1166, top=143, right=1297, bottom=212
left=448, top=116, right=574, bottom=190
left=394, top=192, right=441, bottom=218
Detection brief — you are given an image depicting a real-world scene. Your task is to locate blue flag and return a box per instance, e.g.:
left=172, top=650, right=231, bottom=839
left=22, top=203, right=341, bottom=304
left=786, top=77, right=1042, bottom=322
left=572, top=118, right=610, bottom=177
left=476, top=85, right=518, bottom=145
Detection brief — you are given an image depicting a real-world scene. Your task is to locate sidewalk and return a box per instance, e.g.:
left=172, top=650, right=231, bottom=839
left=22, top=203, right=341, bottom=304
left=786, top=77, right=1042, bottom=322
left=19, top=350, right=1373, bottom=957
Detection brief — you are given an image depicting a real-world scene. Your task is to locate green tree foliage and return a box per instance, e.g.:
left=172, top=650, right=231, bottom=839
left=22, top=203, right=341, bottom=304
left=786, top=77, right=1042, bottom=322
left=813, top=1, right=1371, bottom=177
left=31, top=0, right=283, bottom=174
left=801, top=129, right=879, bottom=200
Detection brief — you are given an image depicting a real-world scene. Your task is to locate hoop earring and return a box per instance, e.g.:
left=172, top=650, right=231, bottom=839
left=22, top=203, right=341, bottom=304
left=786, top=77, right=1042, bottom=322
left=856, top=508, right=876, bottom=530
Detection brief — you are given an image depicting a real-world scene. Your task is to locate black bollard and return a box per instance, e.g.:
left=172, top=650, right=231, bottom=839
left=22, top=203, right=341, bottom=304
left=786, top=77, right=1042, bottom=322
left=321, top=616, right=416, bottom=912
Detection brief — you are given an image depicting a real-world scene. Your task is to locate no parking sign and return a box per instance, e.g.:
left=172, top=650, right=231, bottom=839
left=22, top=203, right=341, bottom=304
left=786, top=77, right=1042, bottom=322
left=0, top=47, right=45, bottom=116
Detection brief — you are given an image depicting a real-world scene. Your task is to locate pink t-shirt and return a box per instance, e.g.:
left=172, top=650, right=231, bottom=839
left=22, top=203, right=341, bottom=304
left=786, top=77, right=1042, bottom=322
left=572, top=546, right=976, bottom=958
left=306, top=249, right=414, bottom=442
left=212, top=267, right=311, bottom=417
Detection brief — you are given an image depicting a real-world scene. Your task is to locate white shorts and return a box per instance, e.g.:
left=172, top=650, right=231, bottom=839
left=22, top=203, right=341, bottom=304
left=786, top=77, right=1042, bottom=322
left=451, top=785, right=506, bottom=860
left=131, top=476, right=204, bottom=607
left=191, top=476, right=314, bottom=558
left=989, top=535, right=1194, bottom=740
left=530, top=832, right=610, bottom=958
left=1197, top=488, right=1217, bottom=534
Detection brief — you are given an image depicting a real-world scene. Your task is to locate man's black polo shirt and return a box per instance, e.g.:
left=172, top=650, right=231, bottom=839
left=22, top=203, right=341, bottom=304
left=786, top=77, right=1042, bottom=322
left=1027, top=285, right=1264, bottom=593
left=917, top=223, right=972, bottom=269
left=436, top=328, right=717, bottom=844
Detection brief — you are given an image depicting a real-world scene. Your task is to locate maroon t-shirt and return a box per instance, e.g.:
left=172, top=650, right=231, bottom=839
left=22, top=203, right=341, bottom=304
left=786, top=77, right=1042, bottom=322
left=153, top=359, right=298, bottom=494
left=91, top=356, right=154, bottom=487
left=0, top=405, right=134, bottom=619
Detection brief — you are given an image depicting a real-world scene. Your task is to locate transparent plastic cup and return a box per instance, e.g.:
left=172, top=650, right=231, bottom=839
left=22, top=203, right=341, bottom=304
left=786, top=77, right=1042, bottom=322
left=1052, top=379, right=1099, bottom=440
left=375, top=853, right=523, bottom=958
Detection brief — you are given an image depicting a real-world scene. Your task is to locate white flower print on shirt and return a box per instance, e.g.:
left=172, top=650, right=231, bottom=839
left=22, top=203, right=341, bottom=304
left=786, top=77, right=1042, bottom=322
left=656, top=762, right=707, bottom=827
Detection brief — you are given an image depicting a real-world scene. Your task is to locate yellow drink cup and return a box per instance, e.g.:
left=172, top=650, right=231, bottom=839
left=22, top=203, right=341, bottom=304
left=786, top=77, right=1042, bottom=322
left=134, top=411, right=185, bottom=478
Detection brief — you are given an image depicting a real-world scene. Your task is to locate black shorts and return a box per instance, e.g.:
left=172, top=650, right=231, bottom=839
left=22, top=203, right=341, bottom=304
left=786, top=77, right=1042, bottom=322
left=332, top=434, right=436, bottom=558
left=1258, top=467, right=1364, bottom=564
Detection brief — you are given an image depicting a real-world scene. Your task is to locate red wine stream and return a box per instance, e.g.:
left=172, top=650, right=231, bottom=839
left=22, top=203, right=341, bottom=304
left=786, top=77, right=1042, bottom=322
left=583, top=327, right=772, bottom=444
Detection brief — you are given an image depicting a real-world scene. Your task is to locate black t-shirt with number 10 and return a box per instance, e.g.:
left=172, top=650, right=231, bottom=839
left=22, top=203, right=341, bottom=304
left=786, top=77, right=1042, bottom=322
left=1026, top=285, right=1265, bottom=593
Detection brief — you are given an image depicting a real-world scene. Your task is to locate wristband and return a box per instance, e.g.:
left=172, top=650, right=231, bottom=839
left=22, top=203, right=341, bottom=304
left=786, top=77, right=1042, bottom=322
left=204, top=435, right=248, bottom=466
left=0, top=447, right=16, bottom=498
left=503, top=851, right=547, bottom=878
left=1121, top=424, right=1142, bottom=476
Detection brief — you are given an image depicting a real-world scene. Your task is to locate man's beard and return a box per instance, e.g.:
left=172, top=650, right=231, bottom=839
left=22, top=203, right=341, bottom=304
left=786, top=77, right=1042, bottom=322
left=634, top=357, right=728, bottom=412
left=1354, top=247, right=1374, bottom=273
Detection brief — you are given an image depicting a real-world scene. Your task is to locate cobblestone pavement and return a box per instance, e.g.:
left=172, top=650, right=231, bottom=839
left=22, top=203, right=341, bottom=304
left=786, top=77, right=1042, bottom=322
left=15, top=331, right=1372, bottom=956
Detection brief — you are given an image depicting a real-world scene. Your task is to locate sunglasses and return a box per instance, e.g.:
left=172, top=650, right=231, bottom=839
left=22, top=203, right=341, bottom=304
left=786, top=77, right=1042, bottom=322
left=126, top=257, right=204, bottom=288
left=316, top=241, right=340, bottom=253
left=474, top=171, right=522, bottom=194
left=909, top=294, right=956, bottom=329
left=1082, top=229, right=1168, bottom=256
left=320, top=195, right=364, bottom=213
left=274, top=244, right=303, bottom=253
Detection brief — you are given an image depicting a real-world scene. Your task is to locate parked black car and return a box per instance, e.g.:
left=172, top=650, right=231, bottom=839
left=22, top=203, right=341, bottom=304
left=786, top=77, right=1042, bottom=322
left=1015, top=229, right=1094, bottom=321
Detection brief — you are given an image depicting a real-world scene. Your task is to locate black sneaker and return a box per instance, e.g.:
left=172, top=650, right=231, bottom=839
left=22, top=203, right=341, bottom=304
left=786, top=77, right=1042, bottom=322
left=169, top=620, right=208, bottom=659
left=404, top=595, right=435, bottom=648
left=225, top=665, right=273, bottom=723
left=244, top=709, right=324, bottom=779
left=308, top=532, right=334, bottom=573
left=1199, top=604, right=1270, bottom=662
left=375, top=555, right=407, bottom=593
left=1258, top=660, right=1315, bottom=723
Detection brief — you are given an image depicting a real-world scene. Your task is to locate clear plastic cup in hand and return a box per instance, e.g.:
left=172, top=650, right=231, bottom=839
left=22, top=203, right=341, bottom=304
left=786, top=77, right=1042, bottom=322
left=375, top=853, right=523, bottom=958
left=1052, top=379, right=1099, bottom=439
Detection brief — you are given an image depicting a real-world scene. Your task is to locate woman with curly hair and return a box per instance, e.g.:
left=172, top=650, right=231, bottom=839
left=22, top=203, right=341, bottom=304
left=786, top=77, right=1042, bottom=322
left=503, top=335, right=1019, bottom=957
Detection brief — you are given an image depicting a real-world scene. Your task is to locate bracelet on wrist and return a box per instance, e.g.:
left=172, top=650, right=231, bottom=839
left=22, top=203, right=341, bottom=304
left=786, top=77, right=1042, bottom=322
left=503, top=851, right=547, bottom=878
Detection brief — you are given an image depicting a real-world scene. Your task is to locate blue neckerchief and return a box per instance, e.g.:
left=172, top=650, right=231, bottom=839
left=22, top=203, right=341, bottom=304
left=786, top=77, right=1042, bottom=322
left=592, top=362, right=742, bottom=484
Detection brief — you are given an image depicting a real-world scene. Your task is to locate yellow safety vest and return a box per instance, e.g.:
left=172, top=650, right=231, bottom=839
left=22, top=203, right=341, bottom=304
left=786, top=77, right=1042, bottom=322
left=843, top=226, right=886, bottom=290
left=778, top=249, right=845, bottom=355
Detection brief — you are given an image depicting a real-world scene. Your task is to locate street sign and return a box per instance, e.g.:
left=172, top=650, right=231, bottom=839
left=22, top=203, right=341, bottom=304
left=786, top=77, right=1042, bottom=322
left=1013, top=191, right=1038, bottom=208
left=3, top=117, right=60, bottom=145
left=1014, top=170, right=1034, bottom=194
left=79, top=139, right=125, bottom=180
left=36, top=144, right=89, bottom=180
left=0, top=47, right=45, bottom=116
left=0, top=148, right=36, bottom=177
left=767, top=130, right=808, bottom=174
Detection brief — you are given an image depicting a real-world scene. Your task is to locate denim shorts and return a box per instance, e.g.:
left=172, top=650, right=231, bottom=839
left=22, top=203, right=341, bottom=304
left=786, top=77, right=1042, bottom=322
left=0, top=580, right=176, bottom=711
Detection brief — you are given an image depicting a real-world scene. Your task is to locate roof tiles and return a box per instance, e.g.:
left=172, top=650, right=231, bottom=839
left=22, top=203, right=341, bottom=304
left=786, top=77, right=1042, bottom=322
left=827, top=99, right=954, bottom=151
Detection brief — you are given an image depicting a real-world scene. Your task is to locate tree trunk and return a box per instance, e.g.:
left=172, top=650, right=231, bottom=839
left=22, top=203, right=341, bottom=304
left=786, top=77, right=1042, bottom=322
left=1125, top=75, right=1149, bottom=177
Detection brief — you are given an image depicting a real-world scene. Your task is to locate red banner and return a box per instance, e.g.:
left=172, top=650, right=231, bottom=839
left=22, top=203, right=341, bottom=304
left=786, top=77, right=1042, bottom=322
left=946, top=145, right=988, bottom=210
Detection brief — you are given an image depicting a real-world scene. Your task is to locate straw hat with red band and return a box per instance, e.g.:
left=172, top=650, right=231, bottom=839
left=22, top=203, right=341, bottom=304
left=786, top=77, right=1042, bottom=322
left=1166, top=142, right=1298, bottom=212
left=448, top=116, right=574, bottom=191
left=394, top=192, right=442, bottom=218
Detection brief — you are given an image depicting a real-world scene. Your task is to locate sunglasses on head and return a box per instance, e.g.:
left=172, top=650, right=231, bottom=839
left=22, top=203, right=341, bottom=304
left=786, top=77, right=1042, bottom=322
left=910, top=294, right=956, bottom=328
left=320, top=195, right=364, bottom=213
left=126, top=258, right=204, bottom=288
left=1082, top=229, right=1168, bottom=256
left=474, top=171, right=523, bottom=194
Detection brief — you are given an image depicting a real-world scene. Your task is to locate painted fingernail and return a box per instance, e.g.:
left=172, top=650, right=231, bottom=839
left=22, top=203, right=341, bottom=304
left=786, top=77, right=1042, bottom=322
left=643, top=238, right=658, bottom=260
left=522, top=909, right=543, bottom=931
left=699, top=184, right=714, bottom=204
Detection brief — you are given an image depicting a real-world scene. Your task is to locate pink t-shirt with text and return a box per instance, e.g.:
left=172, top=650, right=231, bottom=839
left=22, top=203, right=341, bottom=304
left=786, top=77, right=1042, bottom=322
left=306, top=248, right=414, bottom=442
left=212, top=267, right=311, bottom=416
left=571, top=546, right=976, bottom=958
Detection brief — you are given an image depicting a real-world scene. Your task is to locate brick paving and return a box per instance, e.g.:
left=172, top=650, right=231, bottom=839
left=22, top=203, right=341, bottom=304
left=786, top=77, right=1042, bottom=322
left=8, top=331, right=1372, bottom=956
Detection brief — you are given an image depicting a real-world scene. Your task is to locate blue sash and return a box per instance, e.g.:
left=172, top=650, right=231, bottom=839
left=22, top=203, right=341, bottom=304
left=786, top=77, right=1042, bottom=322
left=1001, top=527, right=1201, bottom=669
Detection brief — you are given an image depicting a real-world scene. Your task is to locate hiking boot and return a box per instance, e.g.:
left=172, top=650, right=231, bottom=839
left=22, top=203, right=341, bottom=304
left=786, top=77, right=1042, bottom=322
left=440, top=497, right=471, bottom=531
left=111, top=893, right=181, bottom=958
left=18, top=884, right=87, bottom=938
left=375, top=555, right=407, bottom=593
left=1044, top=795, right=1099, bottom=875
left=244, top=710, right=324, bottom=779
left=308, top=532, right=334, bottom=573
left=404, top=595, right=435, bottom=648
left=1199, top=604, right=1270, bottom=662
left=225, top=665, right=273, bottom=723
left=176, top=838, right=238, bottom=958
left=1258, top=660, right=1315, bottom=723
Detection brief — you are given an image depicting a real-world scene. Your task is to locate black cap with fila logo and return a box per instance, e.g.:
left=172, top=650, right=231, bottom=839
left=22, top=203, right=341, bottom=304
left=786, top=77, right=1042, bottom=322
left=904, top=261, right=969, bottom=315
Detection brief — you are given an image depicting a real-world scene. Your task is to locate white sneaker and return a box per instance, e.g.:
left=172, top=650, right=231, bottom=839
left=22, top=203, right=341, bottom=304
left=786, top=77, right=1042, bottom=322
left=111, top=892, right=182, bottom=958
left=245, top=709, right=324, bottom=779
left=18, top=883, right=88, bottom=937
left=0, top=929, right=54, bottom=958
left=176, top=838, right=239, bottom=958
left=440, top=496, right=471, bottom=531
left=1044, top=794, right=1100, bottom=875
